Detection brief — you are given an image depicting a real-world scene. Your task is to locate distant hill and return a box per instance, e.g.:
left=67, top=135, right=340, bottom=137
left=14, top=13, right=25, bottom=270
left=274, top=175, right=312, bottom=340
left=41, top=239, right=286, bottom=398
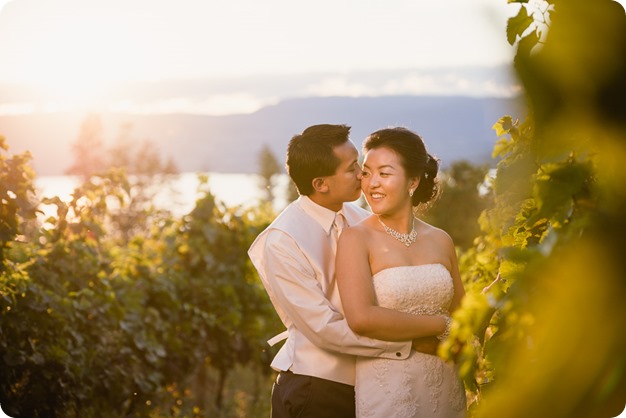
left=1, top=95, right=522, bottom=176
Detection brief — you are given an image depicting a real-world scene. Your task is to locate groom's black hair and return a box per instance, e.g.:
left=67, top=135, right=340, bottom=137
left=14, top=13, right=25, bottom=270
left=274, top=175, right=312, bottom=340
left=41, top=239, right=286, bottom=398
left=286, top=124, right=351, bottom=196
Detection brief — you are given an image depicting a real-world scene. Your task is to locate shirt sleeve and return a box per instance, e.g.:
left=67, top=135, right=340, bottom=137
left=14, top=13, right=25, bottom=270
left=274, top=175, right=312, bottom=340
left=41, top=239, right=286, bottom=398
left=259, top=229, right=411, bottom=359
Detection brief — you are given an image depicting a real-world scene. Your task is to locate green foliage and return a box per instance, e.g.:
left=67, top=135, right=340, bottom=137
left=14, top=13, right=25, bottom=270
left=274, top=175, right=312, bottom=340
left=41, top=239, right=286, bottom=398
left=1, top=144, right=280, bottom=417
left=65, top=115, right=180, bottom=244
left=164, top=183, right=280, bottom=408
left=425, top=160, right=492, bottom=249
left=441, top=1, right=626, bottom=417
left=506, top=0, right=552, bottom=58
left=257, top=144, right=283, bottom=203
left=65, top=114, right=107, bottom=178
left=285, top=179, right=299, bottom=204
left=108, top=123, right=178, bottom=177
left=0, top=136, right=38, bottom=266
left=506, top=4, right=534, bottom=45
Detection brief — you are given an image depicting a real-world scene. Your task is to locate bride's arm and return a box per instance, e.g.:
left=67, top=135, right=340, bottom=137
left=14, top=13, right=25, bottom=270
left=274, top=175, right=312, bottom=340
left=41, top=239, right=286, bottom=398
left=336, top=227, right=447, bottom=341
left=437, top=229, right=466, bottom=313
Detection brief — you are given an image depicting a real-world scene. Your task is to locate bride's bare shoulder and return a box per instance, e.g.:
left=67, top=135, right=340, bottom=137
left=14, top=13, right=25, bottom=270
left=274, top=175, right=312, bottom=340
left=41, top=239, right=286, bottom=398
left=341, top=215, right=378, bottom=240
left=416, top=219, right=454, bottom=246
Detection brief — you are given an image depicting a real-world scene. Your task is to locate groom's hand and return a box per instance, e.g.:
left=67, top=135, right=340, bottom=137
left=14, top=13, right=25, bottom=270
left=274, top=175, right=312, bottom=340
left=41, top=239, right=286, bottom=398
left=411, top=336, right=439, bottom=355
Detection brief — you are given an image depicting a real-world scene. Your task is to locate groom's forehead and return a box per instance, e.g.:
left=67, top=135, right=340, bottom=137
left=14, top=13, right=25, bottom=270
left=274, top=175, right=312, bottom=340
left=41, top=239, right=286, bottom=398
left=333, top=141, right=359, bottom=160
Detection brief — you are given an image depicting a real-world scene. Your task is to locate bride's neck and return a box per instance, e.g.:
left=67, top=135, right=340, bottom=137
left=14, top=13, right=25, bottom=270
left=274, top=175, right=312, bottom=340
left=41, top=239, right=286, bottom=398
left=377, top=210, right=415, bottom=233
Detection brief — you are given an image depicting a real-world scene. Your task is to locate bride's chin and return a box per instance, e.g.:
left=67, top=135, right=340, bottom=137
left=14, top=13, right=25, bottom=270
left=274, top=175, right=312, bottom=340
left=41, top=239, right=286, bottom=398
left=367, top=202, right=383, bottom=213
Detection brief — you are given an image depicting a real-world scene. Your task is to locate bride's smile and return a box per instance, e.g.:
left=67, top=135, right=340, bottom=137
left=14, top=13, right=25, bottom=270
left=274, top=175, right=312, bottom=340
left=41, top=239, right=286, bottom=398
left=361, top=147, right=416, bottom=224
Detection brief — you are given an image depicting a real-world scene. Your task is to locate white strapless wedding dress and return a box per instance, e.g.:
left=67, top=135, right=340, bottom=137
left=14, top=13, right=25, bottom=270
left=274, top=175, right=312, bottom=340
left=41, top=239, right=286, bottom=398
left=355, top=264, right=466, bottom=418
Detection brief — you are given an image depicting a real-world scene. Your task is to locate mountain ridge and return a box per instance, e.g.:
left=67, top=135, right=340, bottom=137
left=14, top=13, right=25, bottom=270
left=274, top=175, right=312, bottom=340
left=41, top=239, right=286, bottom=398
left=1, top=95, right=522, bottom=176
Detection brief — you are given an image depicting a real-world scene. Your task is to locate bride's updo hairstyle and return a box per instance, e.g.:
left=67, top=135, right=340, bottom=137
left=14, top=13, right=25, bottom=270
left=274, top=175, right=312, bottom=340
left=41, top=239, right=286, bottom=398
left=362, top=127, right=440, bottom=207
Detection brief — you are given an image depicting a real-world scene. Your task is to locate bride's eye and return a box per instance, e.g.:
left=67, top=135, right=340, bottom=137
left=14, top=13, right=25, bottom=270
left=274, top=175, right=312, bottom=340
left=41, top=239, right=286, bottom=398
left=362, top=171, right=370, bottom=177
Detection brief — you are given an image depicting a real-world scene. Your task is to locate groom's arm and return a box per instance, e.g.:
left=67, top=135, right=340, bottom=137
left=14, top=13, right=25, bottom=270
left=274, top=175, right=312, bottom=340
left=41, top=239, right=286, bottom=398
left=259, top=230, right=412, bottom=359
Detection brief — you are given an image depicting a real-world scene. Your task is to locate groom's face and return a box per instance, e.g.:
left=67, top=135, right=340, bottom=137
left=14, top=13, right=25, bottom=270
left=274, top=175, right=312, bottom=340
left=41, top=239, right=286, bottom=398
left=324, top=141, right=363, bottom=204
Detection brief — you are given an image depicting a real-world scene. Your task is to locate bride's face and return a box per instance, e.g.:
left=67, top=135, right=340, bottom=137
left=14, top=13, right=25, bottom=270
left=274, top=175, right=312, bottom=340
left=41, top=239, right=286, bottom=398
left=361, top=147, right=414, bottom=215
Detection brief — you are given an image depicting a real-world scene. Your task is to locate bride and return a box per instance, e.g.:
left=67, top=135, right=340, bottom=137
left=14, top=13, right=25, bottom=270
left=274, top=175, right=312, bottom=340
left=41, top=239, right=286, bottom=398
left=336, top=127, right=466, bottom=418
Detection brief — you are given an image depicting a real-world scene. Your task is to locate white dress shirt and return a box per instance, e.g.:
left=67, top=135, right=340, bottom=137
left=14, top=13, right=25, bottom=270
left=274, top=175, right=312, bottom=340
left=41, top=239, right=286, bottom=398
left=248, top=196, right=411, bottom=385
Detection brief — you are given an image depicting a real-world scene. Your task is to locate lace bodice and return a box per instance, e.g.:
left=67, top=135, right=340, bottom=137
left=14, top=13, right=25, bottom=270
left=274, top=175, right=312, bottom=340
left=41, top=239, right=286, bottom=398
left=372, top=264, right=454, bottom=316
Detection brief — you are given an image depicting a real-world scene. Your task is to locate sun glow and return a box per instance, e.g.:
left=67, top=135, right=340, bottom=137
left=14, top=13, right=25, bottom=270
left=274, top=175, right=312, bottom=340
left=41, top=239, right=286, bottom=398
left=0, top=0, right=160, bottom=110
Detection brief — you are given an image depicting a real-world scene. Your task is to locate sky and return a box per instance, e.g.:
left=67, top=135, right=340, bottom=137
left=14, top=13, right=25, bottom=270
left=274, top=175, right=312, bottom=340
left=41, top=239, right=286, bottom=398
left=0, top=0, right=535, bottom=115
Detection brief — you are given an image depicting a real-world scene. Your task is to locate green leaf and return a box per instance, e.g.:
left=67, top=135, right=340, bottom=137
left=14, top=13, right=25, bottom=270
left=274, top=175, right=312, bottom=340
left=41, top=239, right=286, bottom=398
left=516, top=29, right=540, bottom=57
left=529, top=161, right=591, bottom=226
left=507, top=6, right=534, bottom=45
left=493, top=116, right=514, bottom=137
left=492, top=137, right=512, bottom=159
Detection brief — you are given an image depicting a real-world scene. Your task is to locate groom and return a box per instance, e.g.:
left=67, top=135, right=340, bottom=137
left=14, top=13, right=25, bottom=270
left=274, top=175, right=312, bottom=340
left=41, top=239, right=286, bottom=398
left=248, top=124, right=436, bottom=418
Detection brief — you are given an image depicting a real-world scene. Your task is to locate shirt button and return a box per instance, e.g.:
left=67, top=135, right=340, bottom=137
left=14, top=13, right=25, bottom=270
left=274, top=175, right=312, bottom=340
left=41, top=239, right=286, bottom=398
left=395, top=352, right=402, bottom=357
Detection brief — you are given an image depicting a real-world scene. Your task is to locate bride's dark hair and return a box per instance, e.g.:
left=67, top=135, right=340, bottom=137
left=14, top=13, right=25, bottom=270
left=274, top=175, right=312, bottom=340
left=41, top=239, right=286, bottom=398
left=362, top=127, right=440, bottom=206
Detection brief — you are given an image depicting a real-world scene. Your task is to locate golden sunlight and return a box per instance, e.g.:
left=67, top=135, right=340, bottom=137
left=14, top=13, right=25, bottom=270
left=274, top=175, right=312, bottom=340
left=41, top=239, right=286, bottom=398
left=23, top=25, right=135, bottom=103
left=0, top=1, right=157, bottom=109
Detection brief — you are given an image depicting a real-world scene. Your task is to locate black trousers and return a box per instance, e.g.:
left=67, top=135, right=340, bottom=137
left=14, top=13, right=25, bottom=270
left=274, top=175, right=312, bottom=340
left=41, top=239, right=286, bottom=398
left=271, top=370, right=356, bottom=418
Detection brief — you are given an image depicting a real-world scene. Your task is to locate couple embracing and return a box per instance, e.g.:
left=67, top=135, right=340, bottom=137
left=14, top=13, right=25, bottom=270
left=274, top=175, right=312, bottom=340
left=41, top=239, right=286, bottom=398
left=248, top=124, right=466, bottom=418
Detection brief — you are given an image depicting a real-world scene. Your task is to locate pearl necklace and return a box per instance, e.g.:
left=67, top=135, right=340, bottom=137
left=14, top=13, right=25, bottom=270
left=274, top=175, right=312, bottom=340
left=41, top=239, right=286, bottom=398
left=377, top=216, right=418, bottom=247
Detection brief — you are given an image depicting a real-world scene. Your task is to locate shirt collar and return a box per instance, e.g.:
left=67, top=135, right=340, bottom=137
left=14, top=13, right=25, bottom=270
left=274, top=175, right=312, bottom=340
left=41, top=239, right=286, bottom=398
left=298, top=195, right=344, bottom=235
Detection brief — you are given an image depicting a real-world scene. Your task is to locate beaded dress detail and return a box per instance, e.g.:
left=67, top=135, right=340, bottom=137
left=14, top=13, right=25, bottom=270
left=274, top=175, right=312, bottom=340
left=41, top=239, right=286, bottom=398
left=355, top=264, right=466, bottom=418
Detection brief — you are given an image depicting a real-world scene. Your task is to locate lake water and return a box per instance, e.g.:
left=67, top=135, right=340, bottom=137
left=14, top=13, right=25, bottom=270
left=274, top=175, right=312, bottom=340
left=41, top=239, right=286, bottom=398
left=35, top=172, right=291, bottom=218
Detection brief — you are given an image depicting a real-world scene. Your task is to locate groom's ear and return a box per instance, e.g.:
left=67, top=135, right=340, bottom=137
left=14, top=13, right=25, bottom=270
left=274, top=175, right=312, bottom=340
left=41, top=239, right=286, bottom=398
left=312, top=177, right=329, bottom=193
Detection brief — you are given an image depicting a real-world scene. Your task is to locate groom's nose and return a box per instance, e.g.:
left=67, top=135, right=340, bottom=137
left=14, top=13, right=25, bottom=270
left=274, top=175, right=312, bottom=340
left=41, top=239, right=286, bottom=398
left=356, top=166, right=363, bottom=180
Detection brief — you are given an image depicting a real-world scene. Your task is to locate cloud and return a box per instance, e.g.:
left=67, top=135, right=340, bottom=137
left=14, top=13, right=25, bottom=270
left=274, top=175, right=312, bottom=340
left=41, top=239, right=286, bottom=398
left=301, top=67, right=519, bottom=99
left=0, top=66, right=518, bottom=116
left=109, top=94, right=278, bottom=116
left=303, top=78, right=376, bottom=97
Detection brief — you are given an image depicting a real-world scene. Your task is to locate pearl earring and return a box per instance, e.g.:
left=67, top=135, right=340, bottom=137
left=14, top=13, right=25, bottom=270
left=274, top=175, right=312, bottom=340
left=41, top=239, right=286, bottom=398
left=409, top=189, right=414, bottom=197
